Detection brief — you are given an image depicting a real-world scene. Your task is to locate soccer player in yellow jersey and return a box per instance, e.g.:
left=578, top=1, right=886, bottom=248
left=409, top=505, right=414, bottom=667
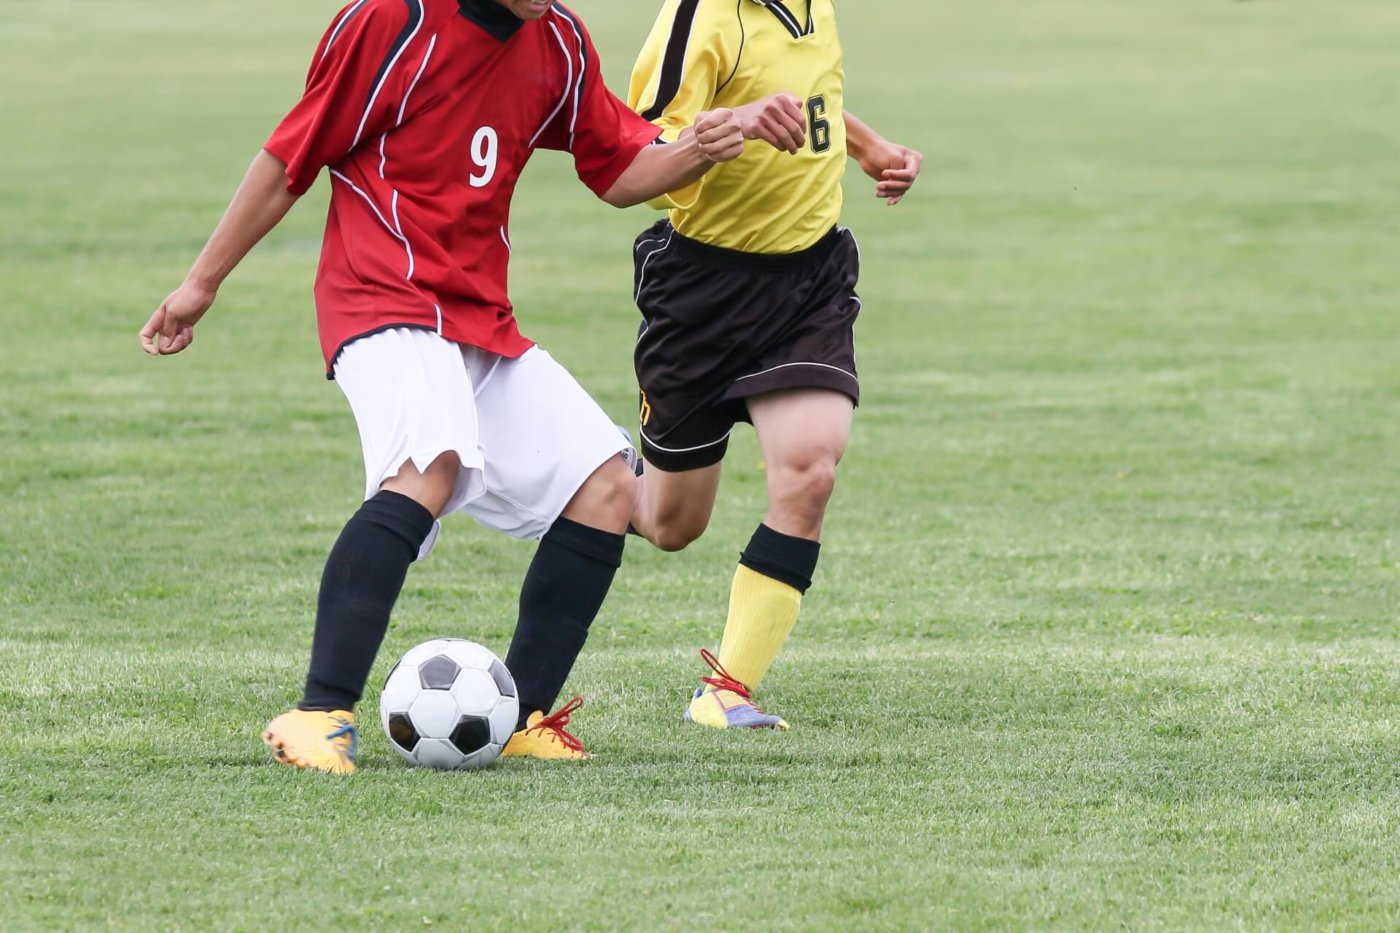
left=626, top=0, right=922, bottom=729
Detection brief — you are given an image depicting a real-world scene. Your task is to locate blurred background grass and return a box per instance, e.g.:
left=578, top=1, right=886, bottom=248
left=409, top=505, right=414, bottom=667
left=1, top=1, right=1397, bottom=928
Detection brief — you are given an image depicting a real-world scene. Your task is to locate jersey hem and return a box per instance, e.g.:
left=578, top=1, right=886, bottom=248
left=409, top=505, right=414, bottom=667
left=666, top=221, right=846, bottom=269
left=325, top=323, right=536, bottom=379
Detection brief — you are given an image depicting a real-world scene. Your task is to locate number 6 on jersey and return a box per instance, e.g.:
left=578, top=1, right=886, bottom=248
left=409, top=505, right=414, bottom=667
left=807, top=96, right=831, bottom=154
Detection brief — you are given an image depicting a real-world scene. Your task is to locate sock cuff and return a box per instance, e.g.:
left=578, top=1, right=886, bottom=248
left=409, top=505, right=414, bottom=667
left=738, top=523, right=820, bottom=593
left=543, top=516, right=626, bottom=569
left=357, top=490, right=436, bottom=552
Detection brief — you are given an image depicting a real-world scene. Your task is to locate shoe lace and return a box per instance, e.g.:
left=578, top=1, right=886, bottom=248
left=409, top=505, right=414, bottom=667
left=326, top=719, right=358, bottom=762
left=698, top=648, right=753, bottom=700
left=531, top=696, right=585, bottom=752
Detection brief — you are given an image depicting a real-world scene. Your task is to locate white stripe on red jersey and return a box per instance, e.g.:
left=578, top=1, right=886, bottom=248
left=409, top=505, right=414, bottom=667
left=265, top=0, right=660, bottom=372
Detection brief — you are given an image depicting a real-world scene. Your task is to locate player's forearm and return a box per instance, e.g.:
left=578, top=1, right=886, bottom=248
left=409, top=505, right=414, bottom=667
left=601, top=132, right=714, bottom=208
left=842, top=110, right=884, bottom=163
left=184, top=149, right=300, bottom=291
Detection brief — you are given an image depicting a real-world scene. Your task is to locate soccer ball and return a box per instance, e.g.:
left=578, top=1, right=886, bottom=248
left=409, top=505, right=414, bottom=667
left=379, top=638, right=519, bottom=770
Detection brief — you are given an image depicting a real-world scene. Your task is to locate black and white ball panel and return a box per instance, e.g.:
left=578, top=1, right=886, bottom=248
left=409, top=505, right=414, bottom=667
left=379, top=637, right=520, bottom=770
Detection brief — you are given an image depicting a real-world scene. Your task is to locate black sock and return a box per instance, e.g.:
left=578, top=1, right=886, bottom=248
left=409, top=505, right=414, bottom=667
left=506, top=517, right=625, bottom=729
left=738, top=523, right=821, bottom=594
left=299, top=491, right=435, bottom=712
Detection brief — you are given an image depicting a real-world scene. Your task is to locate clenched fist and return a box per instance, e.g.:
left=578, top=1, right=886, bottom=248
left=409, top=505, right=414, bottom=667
left=856, top=141, right=923, bottom=205
left=732, top=91, right=807, bottom=154
left=692, top=108, right=746, bottom=163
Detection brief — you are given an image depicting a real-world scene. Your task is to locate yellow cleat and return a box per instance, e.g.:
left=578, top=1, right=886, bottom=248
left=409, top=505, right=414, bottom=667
left=261, top=709, right=358, bottom=774
left=501, top=696, right=590, bottom=760
left=683, top=649, right=789, bottom=730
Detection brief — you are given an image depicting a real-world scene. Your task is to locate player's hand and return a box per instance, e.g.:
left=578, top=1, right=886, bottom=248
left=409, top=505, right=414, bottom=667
left=857, top=141, right=923, bottom=205
left=732, top=92, right=806, bottom=154
left=139, top=280, right=216, bottom=356
left=693, top=108, right=746, bottom=163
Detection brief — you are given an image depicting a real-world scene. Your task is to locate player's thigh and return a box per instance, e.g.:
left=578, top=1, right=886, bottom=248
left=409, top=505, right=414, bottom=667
left=334, top=327, right=486, bottom=516
left=748, top=388, right=855, bottom=473
left=380, top=452, right=463, bottom=518
left=468, top=346, right=631, bottom=540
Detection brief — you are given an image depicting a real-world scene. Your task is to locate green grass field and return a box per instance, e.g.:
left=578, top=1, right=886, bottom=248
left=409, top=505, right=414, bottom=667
left=3, top=0, right=1398, bottom=928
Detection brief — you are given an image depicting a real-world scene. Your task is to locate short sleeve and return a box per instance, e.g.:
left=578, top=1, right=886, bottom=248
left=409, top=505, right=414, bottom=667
left=627, top=0, right=729, bottom=143
left=264, top=0, right=418, bottom=194
left=626, top=0, right=737, bottom=209
left=535, top=14, right=663, bottom=198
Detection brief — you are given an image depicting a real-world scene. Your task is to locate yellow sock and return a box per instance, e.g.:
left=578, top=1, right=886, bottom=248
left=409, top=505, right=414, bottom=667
left=714, top=564, right=802, bottom=691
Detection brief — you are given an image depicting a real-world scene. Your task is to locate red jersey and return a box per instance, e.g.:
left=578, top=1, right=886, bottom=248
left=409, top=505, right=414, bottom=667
left=264, top=0, right=661, bottom=372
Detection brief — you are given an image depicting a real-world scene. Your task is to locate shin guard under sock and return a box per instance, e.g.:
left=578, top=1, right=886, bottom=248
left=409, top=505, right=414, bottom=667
left=714, top=523, right=821, bottom=690
left=299, top=491, right=435, bottom=712
left=506, top=517, right=625, bottom=728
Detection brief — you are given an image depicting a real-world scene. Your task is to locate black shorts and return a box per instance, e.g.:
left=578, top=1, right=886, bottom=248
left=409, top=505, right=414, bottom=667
left=631, top=220, right=862, bottom=472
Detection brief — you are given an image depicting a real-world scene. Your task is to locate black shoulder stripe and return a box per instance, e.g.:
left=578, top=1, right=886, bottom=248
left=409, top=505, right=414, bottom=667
left=323, top=0, right=371, bottom=60
left=641, top=0, right=702, bottom=122
left=550, top=5, right=588, bottom=147
left=355, top=0, right=424, bottom=146
left=367, top=0, right=424, bottom=103
left=552, top=2, right=584, bottom=33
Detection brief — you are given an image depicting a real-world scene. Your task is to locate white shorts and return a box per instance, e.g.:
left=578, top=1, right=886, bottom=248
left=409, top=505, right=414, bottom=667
left=333, top=327, right=632, bottom=545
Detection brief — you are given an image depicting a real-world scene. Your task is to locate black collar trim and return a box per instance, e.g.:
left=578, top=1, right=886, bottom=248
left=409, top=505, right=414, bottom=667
left=759, top=0, right=812, bottom=39
left=458, top=0, right=525, bottom=42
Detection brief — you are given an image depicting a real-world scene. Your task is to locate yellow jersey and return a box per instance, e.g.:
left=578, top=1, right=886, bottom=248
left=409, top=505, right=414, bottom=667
left=629, top=0, right=846, bottom=254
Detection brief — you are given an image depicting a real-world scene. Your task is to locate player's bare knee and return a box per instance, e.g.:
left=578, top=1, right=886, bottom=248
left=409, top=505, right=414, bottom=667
left=594, top=461, right=637, bottom=518
left=647, top=520, right=706, bottom=553
left=565, top=457, right=636, bottom=529
left=643, top=494, right=712, bottom=551
left=772, top=457, right=839, bottom=511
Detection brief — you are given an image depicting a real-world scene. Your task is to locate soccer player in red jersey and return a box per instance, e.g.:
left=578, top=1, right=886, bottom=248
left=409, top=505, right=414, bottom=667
left=138, top=0, right=780, bottom=772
